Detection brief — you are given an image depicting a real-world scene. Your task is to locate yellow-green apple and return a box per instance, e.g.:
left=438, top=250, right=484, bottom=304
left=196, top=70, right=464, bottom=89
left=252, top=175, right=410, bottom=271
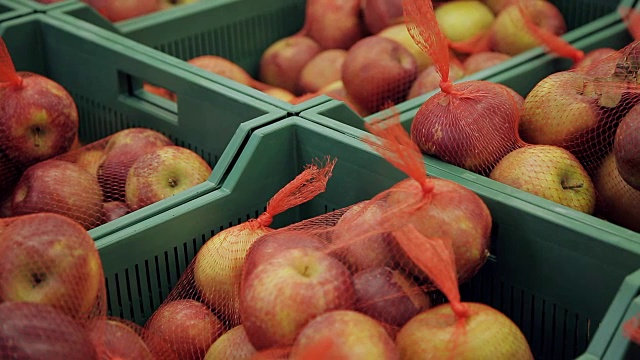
left=0, top=213, right=103, bottom=320
left=396, top=303, right=533, bottom=359
left=407, top=61, right=465, bottom=99
left=240, top=247, right=356, bottom=350
left=289, top=310, right=400, bottom=359
left=492, top=0, right=566, bottom=56
left=0, top=72, right=78, bottom=166
left=304, top=0, right=366, bottom=49
left=0, top=302, right=98, bottom=359
left=490, top=145, right=597, bottom=214
left=125, top=145, right=211, bottom=211
left=483, top=0, right=511, bottom=14
left=204, top=325, right=256, bottom=360
left=11, top=160, right=103, bottom=229
left=378, top=23, right=433, bottom=72
left=188, top=55, right=254, bottom=87
left=98, top=128, right=173, bottom=201
left=342, top=36, right=418, bottom=114
left=298, top=49, right=347, bottom=94
left=259, top=35, right=322, bottom=94
left=75, top=148, right=106, bottom=179
left=145, top=299, right=225, bottom=360
left=435, top=1, right=495, bottom=43
left=101, top=201, right=130, bottom=223
left=613, top=103, right=640, bottom=190
left=85, top=0, right=159, bottom=22
left=353, top=267, right=430, bottom=328
left=361, top=0, right=404, bottom=35
left=595, top=152, right=640, bottom=232
left=90, top=319, right=154, bottom=360
left=463, top=51, right=511, bottom=75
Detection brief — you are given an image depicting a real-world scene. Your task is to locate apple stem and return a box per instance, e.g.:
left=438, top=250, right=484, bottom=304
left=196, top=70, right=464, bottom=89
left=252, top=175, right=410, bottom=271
left=562, top=182, right=583, bottom=190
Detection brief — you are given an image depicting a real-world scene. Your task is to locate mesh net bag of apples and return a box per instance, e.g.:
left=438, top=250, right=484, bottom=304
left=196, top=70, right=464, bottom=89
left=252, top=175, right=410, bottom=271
left=0, top=39, right=213, bottom=230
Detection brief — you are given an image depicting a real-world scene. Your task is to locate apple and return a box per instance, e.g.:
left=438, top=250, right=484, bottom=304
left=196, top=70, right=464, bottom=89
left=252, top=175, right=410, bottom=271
left=251, top=348, right=291, bottom=360
left=0, top=72, right=78, bottom=166
left=595, top=152, right=640, bottom=232
left=353, top=266, right=431, bottom=328
left=0, top=302, right=98, bottom=359
left=396, top=303, right=533, bottom=359
left=125, top=145, right=212, bottom=211
left=145, top=299, right=225, bottom=360
left=378, top=23, right=434, bottom=72
left=613, top=103, right=640, bottom=190
left=0, top=212, right=103, bottom=320
left=259, top=35, right=322, bottom=94
left=74, top=148, right=106, bottom=178
left=304, top=0, right=366, bottom=50
left=572, top=48, right=618, bottom=73
left=11, top=160, right=104, bottom=230
left=490, top=145, right=597, bottom=214
left=204, top=325, right=256, bottom=360
left=407, top=61, right=466, bottom=100
left=90, top=319, right=155, bottom=360
left=435, top=0, right=495, bottom=44
left=98, top=128, right=173, bottom=202
left=144, top=83, right=175, bottom=101
left=317, top=80, right=371, bottom=117
left=289, top=310, right=399, bottom=359
left=262, top=87, right=296, bottom=102
left=493, top=0, right=567, bottom=56
left=85, top=0, right=159, bottom=22
left=298, top=49, right=348, bottom=94
left=361, top=0, right=404, bottom=35
left=463, top=51, right=512, bottom=75
left=483, top=0, right=511, bottom=14
left=102, top=201, right=130, bottom=223
left=240, top=247, right=356, bottom=350
left=188, top=55, right=254, bottom=87
left=342, top=36, right=418, bottom=114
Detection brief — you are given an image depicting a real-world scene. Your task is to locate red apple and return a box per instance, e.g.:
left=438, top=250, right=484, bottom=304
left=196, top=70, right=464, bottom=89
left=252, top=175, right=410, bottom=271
left=240, top=247, right=356, bottom=350
left=298, top=49, right=347, bottom=94
left=463, top=51, right=512, bottom=75
left=259, top=35, right=322, bottom=94
left=101, top=201, right=130, bottom=223
left=11, top=160, right=104, bottom=230
left=90, top=319, right=155, bottom=360
left=378, top=23, right=434, bottom=72
left=594, top=152, right=640, bottom=233
left=361, top=0, right=404, bottom=35
left=145, top=299, right=225, bottom=360
left=613, top=103, right=640, bottom=190
left=305, top=0, right=366, bottom=49
left=188, top=56, right=254, bottom=87
left=342, top=36, right=418, bottom=114
left=0, top=72, right=78, bottom=166
left=203, top=325, right=256, bottom=360
left=86, top=0, right=159, bottom=22
left=125, top=145, right=212, bottom=211
left=289, top=310, right=399, bottom=359
left=74, top=148, right=106, bottom=179
left=0, top=213, right=103, bottom=320
left=144, top=83, right=175, bottom=101
left=0, top=301, right=98, bottom=359
left=407, top=61, right=466, bottom=100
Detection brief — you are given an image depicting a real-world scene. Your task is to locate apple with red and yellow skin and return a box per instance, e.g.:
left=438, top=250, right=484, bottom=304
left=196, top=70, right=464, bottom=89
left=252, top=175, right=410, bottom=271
left=262, top=87, right=296, bottom=102
left=75, top=148, right=105, bottom=179
left=85, top=0, right=159, bottom=22
left=490, top=145, right=597, bottom=214
left=482, top=0, right=511, bottom=14
left=90, top=319, right=155, bottom=360
left=378, top=23, right=433, bottom=72
left=317, top=80, right=370, bottom=117
left=289, top=310, right=400, bottom=359
left=188, top=56, right=254, bottom=87
left=595, top=152, right=640, bottom=233
left=102, top=201, right=130, bottom=223
left=259, top=35, right=322, bottom=94
left=0, top=302, right=98, bottom=359
left=144, top=83, right=175, bottom=101
left=407, top=61, right=466, bottom=100
left=298, top=49, right=348, bottom=94
left=125, top=145, right=211, bottom=211
left=145, top=299, right=225, bottom=360
left=396, top=303, right=533, bottom=359
left=240, top=247, right=356, bottom=350
left=0, top=213, right=103, bottom=320
left=353, top=267, right=431, bottom=328
left=613, top=103, right=640, bottom=190
left=492, top=0, right=567, bottom=56
left=361, top=0, right=404, bottom=35
left=11, top=160, right=103, bottom=230
left=305, top=0, right=366, bottom=50
left=435, top=1, right=495, bottom=44
left=204, top=325, right=256, bottom=360
left=0, top=72, right=78, bottom=167
left=463, top=51, right=512, bottom=75
left=342, top=36, right=418, bottom=114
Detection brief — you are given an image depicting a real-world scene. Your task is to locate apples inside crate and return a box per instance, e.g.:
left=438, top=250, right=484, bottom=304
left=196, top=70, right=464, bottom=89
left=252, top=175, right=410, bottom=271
left=0, top=14, right=286, bottom=240
left=94, top=116, right=640, bottom=359
left=50, top=0, right=633, bottom=116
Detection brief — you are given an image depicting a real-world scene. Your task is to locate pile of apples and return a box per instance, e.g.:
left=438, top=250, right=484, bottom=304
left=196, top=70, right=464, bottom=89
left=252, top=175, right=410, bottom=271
left=35, top=0, right=198, bottom=22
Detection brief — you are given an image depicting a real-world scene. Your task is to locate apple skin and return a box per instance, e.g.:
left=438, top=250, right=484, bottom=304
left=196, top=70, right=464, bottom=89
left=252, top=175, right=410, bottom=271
left=98, top=128, right=173, bottom=202
left=263, top=87, right=296, bottom=102
left=259, top=35, right=322, bottom=94
left=289, top=310, right=399, bottom=359
left=204, top=325, right=256, bottom=360
left=145, top=299, right=225, bottom=360
left=572, top=48, right=618, bottom=74
left=482, top=0, right=510, bottom=14
left=11, top=160, right=104, bottom=230
left=0, top=213, right=103, bottom=321
left=435, top=1, right=495, bottom=43
left=396, top=302, right=534, bottom=359
left=0, top=301, right=98, bottom=359
left=144, top=83, right=176, bottom=101
left=85, top=0, right=159, bottom=22
left=298, top=49, right=348, bottom=94
left=463, top=51, right=512, bottom=75
left=595, top=152, right=640, bottom=232
left=101, top=201, right=130, bottom=223
left=74, top=148, right=106, bottom=179
left=317, top=80, right=371, bottom=117
left=353, top=267, right=431, bottom=328
left=407, top=61, right=466, bottom=100
left=361, top=0, right=404, bottom=35
left=342, top=36, right=418, bottom=114
left=490, top=145, right=596, bottom=214
left=305, top=0, right=366, bottom=50
left=90, top=319, right=155, bottom=360
left=125, top=145, right=211, bottom=211
left=0, top=72, right=78, bottom=167
left=492, top=0, right=567, bottom=56
left=188, top=55, right=254, bottom=87
left=378, top=23, right=433, bottom=72
left=240, top=247, right=356, bottom=350
left=613, top=103, right=640, bottom=190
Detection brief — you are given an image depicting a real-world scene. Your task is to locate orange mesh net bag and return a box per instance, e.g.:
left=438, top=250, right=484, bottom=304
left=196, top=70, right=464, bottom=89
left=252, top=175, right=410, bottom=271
left=141, top=157, right=337, bottom=360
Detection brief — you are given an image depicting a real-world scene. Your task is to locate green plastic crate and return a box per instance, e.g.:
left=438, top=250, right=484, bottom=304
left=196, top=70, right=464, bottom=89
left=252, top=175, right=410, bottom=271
left=301, top=19, right=640, bottom=244
left=14, top=0, right=76, bottom=12
left=51, top=0, right=633, bottom=116
left=95, top=116, right=640, bottom=360
left=0, top=13, right=286, bottom=240
left=0, top=0, right=31, bottom=22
